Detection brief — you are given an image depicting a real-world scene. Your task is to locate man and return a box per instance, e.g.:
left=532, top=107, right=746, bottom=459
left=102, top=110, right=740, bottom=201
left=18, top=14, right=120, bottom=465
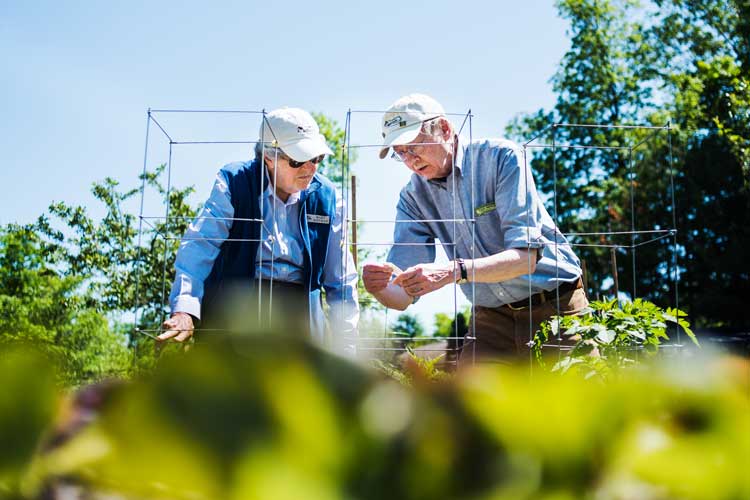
left=362, top=94, right=587, bottom=360
left=160, top=107, right=358, bottom=346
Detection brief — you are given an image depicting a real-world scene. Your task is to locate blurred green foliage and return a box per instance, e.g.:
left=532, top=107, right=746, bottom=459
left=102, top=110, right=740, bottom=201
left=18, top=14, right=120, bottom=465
left=0, top=349, right=57, bottom=498
left=391, top=313, right=425, bottom=339
left=4, top=331, right=748, bottom=499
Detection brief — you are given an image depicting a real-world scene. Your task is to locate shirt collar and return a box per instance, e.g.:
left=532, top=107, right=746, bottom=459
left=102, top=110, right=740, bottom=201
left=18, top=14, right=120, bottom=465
left=453, top=134, right=466, bottom=173
left=262, top=167, right=301, bottom=205
left=427, top=134, right=466, bottom=189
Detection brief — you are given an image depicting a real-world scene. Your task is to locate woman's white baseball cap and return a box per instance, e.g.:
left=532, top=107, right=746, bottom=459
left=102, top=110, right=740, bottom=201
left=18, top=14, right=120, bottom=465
left=259, top=107, right=333, bottom=162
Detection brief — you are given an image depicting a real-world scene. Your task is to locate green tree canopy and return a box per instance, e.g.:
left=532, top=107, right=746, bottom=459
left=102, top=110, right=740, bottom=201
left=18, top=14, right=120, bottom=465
left=391, top=313, right=424, bottom=339
left=507, top=0, right=749, bottom=328
left=0, top=225, right=130, bottom=384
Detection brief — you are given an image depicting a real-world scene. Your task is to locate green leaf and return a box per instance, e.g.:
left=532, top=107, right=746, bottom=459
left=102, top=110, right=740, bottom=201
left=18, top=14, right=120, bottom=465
left=551, top=356, right=583, bottom=374
left=595, top=328, right=616, bottom=344
left=629, top=329, right=646, bottom=340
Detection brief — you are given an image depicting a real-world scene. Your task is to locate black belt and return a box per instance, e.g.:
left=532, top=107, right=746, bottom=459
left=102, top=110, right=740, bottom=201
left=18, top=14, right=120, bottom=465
left=505, top=278, right=583, bottom=310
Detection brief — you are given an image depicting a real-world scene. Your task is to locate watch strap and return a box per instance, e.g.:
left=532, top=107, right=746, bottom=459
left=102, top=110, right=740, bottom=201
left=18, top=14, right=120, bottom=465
left=456, top=258, right=468, bottom=284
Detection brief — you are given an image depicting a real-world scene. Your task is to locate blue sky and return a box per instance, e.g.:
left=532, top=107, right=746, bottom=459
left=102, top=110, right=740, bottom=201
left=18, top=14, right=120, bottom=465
left=1, top=0, right=570, bottom=330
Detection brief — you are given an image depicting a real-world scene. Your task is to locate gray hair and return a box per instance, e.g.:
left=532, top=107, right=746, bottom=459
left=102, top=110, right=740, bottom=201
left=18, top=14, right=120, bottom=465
left=254, top=141, right=285, bottom=161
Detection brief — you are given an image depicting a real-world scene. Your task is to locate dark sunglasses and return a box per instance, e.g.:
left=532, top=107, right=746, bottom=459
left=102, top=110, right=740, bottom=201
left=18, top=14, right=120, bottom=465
left=287, top=154, right=325, bottom=169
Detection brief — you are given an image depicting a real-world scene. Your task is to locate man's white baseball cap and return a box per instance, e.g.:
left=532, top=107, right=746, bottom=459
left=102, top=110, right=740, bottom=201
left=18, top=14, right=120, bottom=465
left=259, top=107, right=333, bottom=162
left=379, top=94, right=446, bottom=159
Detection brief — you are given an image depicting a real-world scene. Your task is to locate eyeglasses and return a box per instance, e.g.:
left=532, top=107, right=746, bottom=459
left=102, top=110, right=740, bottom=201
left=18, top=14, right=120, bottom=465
left=390, top=118, right=443, bottom=162
left=390, top=143, right=428, bottom=162
left=285, top=154, right=325, bottom=169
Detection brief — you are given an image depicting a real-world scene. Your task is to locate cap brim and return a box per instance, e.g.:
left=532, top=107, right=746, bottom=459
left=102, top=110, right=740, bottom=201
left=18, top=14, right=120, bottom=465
left=378, top=122, right=422, bottom=159
left=281, top=135, right=334, bottom=162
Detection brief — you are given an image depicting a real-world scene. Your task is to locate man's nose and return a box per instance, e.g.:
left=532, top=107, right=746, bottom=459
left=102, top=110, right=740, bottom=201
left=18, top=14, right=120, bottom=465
left=403, top=154, right=419, bottom=168
left=299, top=161, right=318, bottom=175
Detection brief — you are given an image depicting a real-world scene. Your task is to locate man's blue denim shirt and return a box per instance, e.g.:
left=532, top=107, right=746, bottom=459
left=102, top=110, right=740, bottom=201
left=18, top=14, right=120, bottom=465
left=387, top=135, right=582, bottom=308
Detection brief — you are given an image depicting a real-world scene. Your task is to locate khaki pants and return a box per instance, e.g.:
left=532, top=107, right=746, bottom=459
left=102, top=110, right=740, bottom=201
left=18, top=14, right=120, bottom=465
left=460, top=288, right=589, bottom=364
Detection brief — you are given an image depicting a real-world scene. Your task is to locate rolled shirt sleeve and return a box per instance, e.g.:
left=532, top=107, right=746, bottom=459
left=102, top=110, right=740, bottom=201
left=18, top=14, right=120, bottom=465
left=169, top=171, right=233, bottom=319
left=494, top=146, right=544, bottom=249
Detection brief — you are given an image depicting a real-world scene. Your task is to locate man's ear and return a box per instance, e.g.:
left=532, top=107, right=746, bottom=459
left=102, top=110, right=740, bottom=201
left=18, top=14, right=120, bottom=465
left=439, top=118, right=452, bottom=140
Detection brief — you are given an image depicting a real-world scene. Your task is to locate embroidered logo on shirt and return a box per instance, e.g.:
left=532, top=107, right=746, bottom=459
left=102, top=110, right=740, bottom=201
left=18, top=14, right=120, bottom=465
left=307, top=214, right=330, bottom=224
left=475, top=202, right=496, bottom=217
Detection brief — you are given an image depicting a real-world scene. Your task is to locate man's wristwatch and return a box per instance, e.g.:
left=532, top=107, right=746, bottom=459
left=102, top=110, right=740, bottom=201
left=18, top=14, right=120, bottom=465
left=455, top=258, right=468, bottom=284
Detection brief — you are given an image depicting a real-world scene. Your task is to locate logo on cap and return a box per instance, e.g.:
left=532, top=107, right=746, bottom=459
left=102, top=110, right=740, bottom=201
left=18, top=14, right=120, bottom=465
left=384, top=115, right=407, bottom=129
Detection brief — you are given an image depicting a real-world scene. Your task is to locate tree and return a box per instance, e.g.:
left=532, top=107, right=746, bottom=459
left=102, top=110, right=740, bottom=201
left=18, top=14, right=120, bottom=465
left=312, top=112, right=356, bottom=187
left=507, top=0, right=749, bottom=328
left=33, top=164, right=197, bottom=372
left=507, top=0, right=663, bottom=303
left=433, top=313, right=453, bottom=338
left=649, top=0, right=750, bottom=328
left=391, top=313, right=424, bottom=339
left=433, top=307, right=471, bottom=338
left=433, top=309, right=470, bottom=363
left=0, top=224, right=130, bottom=384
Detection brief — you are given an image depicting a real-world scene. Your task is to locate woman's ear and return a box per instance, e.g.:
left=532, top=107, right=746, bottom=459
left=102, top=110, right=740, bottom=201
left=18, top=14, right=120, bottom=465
left=262, top=155, right=274, bottom=174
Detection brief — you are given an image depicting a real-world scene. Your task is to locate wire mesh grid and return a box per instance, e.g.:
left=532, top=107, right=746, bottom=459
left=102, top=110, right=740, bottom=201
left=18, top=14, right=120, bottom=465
left=521, top=122, right=683, bottom=369
left=133, top=109, right=683, bottom=370
left=133, top=108, right=337, bottom=347
left=337, top=108, right=477, bottom=369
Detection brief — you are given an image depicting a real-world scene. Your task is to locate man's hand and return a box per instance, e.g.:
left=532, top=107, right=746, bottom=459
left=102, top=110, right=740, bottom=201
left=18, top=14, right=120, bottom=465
left=392, top=263, right=455, bottom=297
left=362, top=262, right=401, bottom=294
left=362, top=262, right=412, bottom=310
left=158, top=312, right=195, bottom=343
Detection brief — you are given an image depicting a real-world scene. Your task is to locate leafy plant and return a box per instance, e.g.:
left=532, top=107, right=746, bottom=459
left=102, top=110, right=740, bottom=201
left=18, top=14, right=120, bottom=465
left=372, top=347, right=451, bottom=386
left=532, top=298, right=698, bottom=378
